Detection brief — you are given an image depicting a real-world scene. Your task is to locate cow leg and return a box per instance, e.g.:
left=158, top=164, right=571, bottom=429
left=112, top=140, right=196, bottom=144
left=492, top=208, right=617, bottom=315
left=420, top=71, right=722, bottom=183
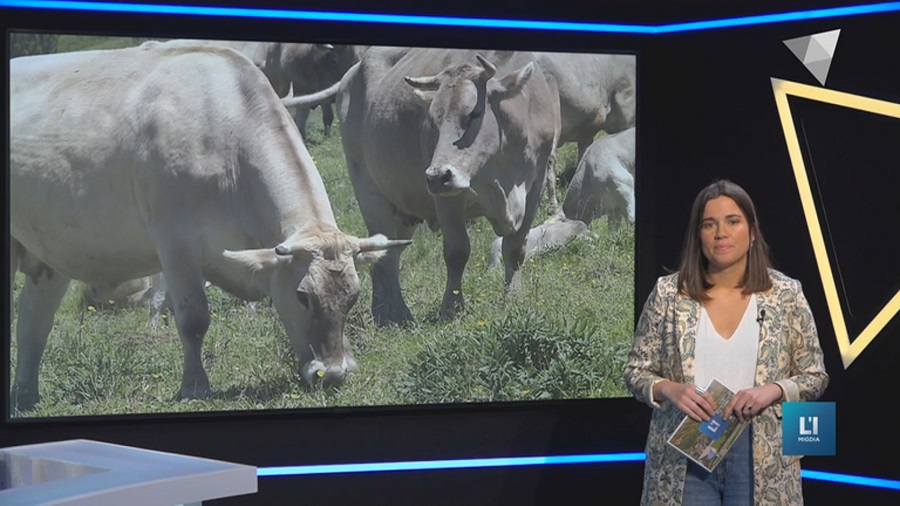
left=156, top=244, right=212, bottom=399
left=577, top=135, right=593, bottom=164
left=371, top=244, right=414, bottom=326
left=502, top=172, right=547, bottom=299
left=347, top=160, right=415, bottom=325
left=322, top=104, right=334, bottom=137
left=9, top=240, right=20, bottom=325
left=11, top=263, right=71, bottom=412
left=293, top=106, right=311, bottom=140
left=613, top=164, right=637, bottom=225
left=146, top=272, right=170, bottom=329
left=435, top=196, right=470, bottom=320
left=544, top=148, right=560, bottom=216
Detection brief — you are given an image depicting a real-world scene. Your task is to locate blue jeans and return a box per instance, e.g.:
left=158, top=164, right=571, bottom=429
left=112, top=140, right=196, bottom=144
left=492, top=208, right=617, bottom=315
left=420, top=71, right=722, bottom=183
left=682, top=427, right=753, bottom=505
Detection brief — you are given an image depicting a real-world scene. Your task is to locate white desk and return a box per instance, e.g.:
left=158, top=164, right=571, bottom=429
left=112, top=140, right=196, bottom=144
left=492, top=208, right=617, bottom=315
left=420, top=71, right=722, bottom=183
left=0, top=439, right=257, bottom=505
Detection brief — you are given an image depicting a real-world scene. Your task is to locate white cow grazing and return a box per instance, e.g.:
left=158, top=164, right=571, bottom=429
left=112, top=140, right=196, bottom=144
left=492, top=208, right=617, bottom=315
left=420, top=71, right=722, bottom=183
left=562, top=127, right=636, bottom=226
left=339, top=48, right=560, bottom=324
left=9, top=42, right=408, bottom=411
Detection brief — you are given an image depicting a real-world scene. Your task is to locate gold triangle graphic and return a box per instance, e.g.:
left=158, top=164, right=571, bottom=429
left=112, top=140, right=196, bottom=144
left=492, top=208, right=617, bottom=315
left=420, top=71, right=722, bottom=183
left=771, top=78, right=900, bottom=369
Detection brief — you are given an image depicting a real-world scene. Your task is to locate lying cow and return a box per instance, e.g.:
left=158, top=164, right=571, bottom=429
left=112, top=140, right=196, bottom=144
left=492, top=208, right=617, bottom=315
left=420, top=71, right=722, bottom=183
left=489, top=216, right=588, bottom=267
left=339, top=48, right=560, bottom=323
left=9, top=41, right=408, bottom=411
left=82, top=274, right=221, bottom=330
left=562, top=127, right=636, bottom=226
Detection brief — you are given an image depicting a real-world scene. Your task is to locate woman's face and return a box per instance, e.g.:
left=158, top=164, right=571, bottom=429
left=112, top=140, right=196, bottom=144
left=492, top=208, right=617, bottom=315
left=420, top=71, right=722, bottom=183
left=700, top=195, right=754, bottom=275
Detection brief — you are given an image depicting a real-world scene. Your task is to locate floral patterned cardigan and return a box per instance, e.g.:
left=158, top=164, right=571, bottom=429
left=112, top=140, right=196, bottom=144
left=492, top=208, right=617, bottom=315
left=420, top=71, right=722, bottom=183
left=623, top=269, right=829, bottom=505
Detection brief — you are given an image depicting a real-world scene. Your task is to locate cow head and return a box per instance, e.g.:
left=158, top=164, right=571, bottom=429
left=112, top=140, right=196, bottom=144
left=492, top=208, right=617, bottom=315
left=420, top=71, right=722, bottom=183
left=405, top=54, right=536, bottom=198
left=223, top=233, right=410, bottom=388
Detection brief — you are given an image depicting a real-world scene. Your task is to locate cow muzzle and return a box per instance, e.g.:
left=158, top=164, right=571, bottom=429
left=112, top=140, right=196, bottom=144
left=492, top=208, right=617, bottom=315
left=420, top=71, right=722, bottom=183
left=302, top=355, right=358, bottom=388
left=425, top=164, right=470, bottom=196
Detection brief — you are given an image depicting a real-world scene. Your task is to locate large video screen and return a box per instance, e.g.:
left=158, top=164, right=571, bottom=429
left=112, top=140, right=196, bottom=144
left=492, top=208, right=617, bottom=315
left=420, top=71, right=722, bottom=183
left=7, top=32, right=636, bottom=419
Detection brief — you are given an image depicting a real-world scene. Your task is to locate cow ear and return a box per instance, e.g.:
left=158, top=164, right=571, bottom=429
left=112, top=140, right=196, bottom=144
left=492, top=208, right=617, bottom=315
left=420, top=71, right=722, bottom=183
left=411, top=88, right=434, bottom=107
left=354, top=249, right=389, bottom=269
left=493, top=62, right=534, bottom=100
left=223, top=248, right=290, bottom=274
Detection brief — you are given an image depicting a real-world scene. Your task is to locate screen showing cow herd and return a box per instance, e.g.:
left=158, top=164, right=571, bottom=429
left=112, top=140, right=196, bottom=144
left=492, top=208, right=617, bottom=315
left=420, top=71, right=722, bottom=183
left=7, top=33, right=636, bottom=419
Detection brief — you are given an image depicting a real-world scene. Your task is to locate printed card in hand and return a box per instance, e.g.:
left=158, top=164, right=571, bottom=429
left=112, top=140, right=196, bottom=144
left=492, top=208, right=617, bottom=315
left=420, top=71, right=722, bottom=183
left=666, top=378, right=749, bottom=472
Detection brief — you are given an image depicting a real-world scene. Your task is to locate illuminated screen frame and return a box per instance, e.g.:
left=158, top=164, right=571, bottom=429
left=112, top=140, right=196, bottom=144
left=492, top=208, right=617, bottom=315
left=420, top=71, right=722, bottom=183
left=5, top=20, right=639, bottom=420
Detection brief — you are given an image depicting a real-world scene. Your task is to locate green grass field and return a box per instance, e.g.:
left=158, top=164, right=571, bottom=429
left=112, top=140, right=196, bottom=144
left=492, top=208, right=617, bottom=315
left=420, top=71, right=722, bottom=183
left=9, top=35, right=635, bottom=417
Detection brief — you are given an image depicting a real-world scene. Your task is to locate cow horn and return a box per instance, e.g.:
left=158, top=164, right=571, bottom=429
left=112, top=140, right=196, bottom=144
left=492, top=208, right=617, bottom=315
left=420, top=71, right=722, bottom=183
left=281, top=81, right=340, bottom=109
left=357, top=234, right=413, bottom=252
left=475, top=54, right=497, bottom=79
left=404, top=75, right=440, bottom=90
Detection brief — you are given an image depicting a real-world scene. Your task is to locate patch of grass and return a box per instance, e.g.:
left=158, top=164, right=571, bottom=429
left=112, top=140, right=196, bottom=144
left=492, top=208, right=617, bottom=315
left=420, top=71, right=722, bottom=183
left=400, top=308, right=629, bottom=404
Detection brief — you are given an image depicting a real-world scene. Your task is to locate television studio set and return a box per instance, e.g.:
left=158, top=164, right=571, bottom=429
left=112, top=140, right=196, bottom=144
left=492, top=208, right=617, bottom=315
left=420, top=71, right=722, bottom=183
left=2, top=0, right=899, bottom=504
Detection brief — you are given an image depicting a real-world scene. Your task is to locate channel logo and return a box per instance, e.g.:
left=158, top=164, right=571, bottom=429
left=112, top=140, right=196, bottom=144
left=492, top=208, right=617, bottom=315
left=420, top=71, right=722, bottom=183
left=782, top=402, right=835, bottom=456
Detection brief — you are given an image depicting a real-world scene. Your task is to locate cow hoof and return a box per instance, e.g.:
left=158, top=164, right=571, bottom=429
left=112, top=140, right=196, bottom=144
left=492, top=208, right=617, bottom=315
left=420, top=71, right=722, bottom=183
left=179, top=384, right=212, bottom=400
left=11, top=386, right=39, bottom=413
left=372, top=305, right=414, bottom=327
left=439, top=296, right=465, bottom=321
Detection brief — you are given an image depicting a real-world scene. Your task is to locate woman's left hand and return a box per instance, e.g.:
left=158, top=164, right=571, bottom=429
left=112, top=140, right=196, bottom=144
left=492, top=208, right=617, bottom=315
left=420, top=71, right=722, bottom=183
left=724, top=383, right=784, bottom=422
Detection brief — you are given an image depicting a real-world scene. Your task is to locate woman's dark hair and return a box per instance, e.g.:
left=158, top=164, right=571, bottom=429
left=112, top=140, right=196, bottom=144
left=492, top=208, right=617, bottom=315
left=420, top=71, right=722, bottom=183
left=677, top=180, right=772, bottom=301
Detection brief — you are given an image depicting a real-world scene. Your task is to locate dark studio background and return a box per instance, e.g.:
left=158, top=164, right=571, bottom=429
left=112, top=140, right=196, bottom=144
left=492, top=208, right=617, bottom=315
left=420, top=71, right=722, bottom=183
left=2, top=1, right=898, bottom=504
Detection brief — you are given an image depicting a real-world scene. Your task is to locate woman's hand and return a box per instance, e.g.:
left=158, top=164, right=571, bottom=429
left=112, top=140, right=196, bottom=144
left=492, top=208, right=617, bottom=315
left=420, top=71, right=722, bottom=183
left=654, top=381, right=717, bottom=422
left=725, top=383, right=784, bottom=422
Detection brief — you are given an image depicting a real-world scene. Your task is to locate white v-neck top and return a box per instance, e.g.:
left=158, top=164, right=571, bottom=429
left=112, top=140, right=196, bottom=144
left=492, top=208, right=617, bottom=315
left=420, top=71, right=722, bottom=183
left=694, top=294, right=759, bottom=392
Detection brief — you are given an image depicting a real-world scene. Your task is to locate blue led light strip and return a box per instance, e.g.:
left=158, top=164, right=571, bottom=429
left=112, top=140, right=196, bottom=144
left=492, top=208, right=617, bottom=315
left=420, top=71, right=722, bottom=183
left=256, top=454, right=900, bottom=492
left=257, top=452, right=645, bottom=477
left=1, top=1, right=900, bottom=34
left=802, top=470, right=900, bottom=490
left=654, top=2, right=900, bottom=33
left=0, top=0, right=652, bottom=33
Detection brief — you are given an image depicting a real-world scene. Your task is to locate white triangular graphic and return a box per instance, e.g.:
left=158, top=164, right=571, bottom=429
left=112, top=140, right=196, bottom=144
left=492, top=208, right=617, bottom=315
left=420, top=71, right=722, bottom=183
left=805, top=60, right=832, bottom=86
left=804, top=38, right=832, bottom=64
left=783, top=36, right=811, bottom=62
left=811, top=29, right=841, bottom=58
left=784, top=29, right=841, bottom=86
